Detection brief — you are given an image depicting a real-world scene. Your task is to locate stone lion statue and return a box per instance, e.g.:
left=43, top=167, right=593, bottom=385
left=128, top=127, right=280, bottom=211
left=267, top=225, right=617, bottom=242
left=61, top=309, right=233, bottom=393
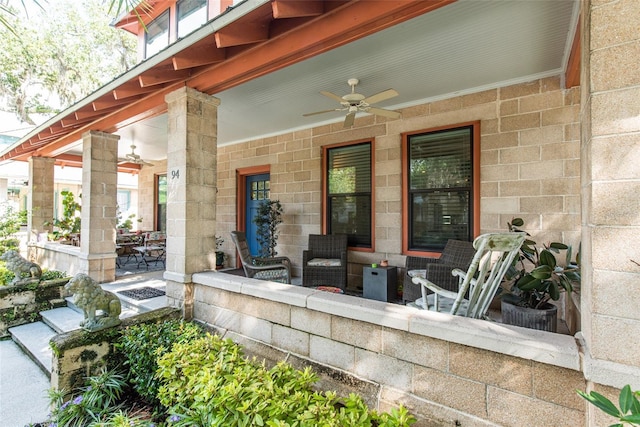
left=65, top=273, right=122, bottom=331
left=0, top=250, right=42, bottom=285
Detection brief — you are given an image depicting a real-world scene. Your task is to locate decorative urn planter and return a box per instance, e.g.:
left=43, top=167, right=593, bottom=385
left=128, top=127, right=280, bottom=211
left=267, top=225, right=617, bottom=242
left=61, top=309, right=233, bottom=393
left=501, top=296, right=558, bottom=333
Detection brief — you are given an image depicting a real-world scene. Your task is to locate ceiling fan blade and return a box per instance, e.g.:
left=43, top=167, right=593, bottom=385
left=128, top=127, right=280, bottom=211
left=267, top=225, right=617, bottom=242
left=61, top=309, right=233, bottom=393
left=343, top=111, right=356, bottom=128
left=320, top=90, right=344, bottom=103
left=367, top=106, right=401, bottom=119
left=303, top=109, right=340, bottom=117
left=363, top=88, right=398, bottom=105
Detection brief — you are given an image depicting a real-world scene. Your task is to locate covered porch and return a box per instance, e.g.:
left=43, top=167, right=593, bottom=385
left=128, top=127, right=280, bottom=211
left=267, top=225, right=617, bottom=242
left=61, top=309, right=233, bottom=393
left=2, top=0, right=639, bottom=425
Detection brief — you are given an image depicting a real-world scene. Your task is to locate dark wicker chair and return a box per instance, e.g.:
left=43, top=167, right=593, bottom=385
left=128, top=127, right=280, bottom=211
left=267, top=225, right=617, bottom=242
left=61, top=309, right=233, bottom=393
left=403, top=239, right=476, bottom=304
left=302, top=234, right=348, bottom=289
left=230, top=231, right=292, bottom=284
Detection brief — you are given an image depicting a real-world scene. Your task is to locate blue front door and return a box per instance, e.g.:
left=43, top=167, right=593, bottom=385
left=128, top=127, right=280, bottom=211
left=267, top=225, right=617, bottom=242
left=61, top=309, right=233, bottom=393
left=245, top=173, right=270, bottom=256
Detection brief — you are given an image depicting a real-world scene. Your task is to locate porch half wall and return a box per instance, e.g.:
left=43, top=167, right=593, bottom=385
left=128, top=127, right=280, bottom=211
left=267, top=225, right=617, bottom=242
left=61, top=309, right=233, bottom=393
left=168, top=273, right=585, bottom=427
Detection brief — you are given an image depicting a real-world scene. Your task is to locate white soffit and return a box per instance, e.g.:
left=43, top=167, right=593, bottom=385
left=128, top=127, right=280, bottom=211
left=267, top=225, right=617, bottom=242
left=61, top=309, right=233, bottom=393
left=215, top=0, right=578, bottom=144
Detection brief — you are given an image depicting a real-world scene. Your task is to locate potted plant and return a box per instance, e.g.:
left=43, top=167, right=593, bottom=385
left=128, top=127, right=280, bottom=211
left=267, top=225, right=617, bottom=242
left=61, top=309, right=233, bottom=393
left=215, top=235, right=225, bottom=268
left=253, top=200, right=283, bottom=258
left=501, top=218, right=580, bottom=332
left=46, top=190, right=81, bottom=243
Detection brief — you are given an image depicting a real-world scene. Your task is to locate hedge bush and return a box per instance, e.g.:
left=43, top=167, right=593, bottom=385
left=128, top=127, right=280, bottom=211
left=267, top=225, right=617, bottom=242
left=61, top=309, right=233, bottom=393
left=118, top=319, right=204, bottom=409
left=157, top=333, right=416, bottom=427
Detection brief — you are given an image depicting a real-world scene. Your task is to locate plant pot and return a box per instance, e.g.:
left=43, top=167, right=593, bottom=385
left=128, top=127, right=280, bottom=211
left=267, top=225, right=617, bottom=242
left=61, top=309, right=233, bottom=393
left=215, top=251, right=225, bottom=268
left=501, top=298, right=558, bottom=333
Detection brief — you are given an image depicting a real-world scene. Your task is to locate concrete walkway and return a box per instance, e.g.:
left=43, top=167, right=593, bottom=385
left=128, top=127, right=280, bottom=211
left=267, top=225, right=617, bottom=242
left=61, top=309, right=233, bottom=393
left=0, top=339, right=51, bottom=426
left=0, top=270, right=167, bottom=427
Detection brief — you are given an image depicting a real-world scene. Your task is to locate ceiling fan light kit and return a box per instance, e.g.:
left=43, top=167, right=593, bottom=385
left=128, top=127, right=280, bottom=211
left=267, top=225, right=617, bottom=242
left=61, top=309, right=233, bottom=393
left=303, top=78, right=401, bottom=128
left=119, top=144, right=154, bottom=166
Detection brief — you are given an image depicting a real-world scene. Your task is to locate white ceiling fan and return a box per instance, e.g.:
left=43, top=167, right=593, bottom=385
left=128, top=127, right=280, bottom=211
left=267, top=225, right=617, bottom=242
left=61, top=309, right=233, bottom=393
left=119, top=144, right=154, bottom=166
left=303, top=78, right=401, bottom=128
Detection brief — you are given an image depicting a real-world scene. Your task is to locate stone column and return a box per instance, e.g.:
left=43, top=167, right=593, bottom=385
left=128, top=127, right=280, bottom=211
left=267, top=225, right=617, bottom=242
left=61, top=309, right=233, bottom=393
left=164, top=87, right=219, bottom=311
left=27, top=157, right=55, bottom=243
left=0, top=178, right=7, bottom=203
left=79, top=131, right=119, bottom=282
left=580, top=0, right=640, bottom=395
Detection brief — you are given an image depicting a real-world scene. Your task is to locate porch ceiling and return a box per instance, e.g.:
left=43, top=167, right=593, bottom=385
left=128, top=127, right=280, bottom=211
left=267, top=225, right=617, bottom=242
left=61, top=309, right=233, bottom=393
left=0, top=0, right=579, bottom=168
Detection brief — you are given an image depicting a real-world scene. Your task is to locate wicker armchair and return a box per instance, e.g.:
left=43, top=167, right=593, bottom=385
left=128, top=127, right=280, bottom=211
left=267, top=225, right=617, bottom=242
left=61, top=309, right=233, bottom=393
left=230, top=231, right=292, bottom=284
left=403, top=239, right=475, bottom=304
left=302, top=234, right=348, bottom=289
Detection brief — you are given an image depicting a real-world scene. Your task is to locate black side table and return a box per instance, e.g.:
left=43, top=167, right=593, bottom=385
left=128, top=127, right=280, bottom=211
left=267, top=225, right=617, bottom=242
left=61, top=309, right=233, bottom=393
left=363, top=266, right=398, bottom=302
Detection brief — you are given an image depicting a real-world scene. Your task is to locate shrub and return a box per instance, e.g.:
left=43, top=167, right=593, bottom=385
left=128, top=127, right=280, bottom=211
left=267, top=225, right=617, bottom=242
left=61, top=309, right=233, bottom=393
left=47, top=368, right=130, bottom=427
left=118, top=319, right=204, bottom=408
left=41, top=269, right=68, bottom=281
left=157, top=334, right=416, bottom=426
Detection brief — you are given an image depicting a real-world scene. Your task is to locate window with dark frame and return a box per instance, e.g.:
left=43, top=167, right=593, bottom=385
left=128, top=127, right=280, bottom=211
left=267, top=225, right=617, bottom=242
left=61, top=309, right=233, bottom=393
left=145, top=10, right=170, bottom=58
left=407, top=125, right=473, bottom=252
left=326, top=142, right=372, bottom=248
left=177, top=0, right=208, bottom=39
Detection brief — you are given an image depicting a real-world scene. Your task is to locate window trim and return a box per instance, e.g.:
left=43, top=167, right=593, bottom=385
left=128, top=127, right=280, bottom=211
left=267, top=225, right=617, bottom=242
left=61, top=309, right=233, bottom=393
left=401, top=121, right=480, bottom=257
left=321, top=139, right=375, bottom=253
left=144, top=9, right=171, bottom=59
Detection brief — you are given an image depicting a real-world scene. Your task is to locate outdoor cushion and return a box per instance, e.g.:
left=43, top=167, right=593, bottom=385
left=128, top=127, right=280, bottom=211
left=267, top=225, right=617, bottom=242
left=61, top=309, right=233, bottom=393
left=307, top=258, right=341, bottom=267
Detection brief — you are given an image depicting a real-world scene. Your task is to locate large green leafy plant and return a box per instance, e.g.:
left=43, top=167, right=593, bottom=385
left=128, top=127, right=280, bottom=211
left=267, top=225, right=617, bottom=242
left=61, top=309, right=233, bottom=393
left=505, top=218, right=580, bottom=309
left=48, top=190, right=81, bottom=241
left=578, top=385, right=640, bottom=426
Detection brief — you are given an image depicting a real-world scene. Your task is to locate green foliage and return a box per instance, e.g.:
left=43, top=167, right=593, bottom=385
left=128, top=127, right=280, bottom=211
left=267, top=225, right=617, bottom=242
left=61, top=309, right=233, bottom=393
left=0, top=265, right=14, bottom=286
left=0, top=0, right=137, bottom=123
left=505, top=218, right=580, bottom=309
left=117, top=320, right=204, bottom=409
left=578, top=385, right=640, bottom=427
left=157, top=333, right=416, bottom=426
left=41, top=269, right=68, bottom=281
left=47, top=368, right=129, bottom=427
left=253, top=199, right=283, bottom=258
left=47, top=190, right=81, bottom=240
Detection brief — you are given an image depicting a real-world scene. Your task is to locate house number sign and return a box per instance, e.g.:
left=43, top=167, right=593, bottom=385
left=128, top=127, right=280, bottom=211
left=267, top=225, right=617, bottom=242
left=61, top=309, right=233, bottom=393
left=171, top=169, right=180, bottom=180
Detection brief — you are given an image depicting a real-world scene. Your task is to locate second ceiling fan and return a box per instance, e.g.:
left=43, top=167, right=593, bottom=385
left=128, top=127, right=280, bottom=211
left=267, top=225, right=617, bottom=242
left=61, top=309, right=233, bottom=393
left=303, top=78, right=401, bottom=128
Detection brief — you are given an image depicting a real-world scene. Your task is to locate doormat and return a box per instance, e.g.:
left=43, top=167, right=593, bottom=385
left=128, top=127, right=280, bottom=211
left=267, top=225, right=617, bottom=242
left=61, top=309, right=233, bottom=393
left=118, top=286, right=166, bottom=300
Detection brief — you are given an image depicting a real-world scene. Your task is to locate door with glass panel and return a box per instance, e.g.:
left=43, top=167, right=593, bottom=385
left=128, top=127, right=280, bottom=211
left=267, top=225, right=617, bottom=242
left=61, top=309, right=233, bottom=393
left=245, top=173, right=270, bottom=256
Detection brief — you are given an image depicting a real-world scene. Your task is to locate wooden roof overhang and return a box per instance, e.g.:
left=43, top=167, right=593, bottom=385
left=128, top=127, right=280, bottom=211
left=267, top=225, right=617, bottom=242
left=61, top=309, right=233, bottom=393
left=1, top=0, right=581, bottom=170
left=0, top=0, right=456, bottom=170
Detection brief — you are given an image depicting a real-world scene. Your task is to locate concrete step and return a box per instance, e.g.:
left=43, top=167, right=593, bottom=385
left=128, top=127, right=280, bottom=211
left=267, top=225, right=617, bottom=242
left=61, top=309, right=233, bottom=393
left=9, top=321, right=56, bottom=377
left=41, top=306, right=84, bottom=334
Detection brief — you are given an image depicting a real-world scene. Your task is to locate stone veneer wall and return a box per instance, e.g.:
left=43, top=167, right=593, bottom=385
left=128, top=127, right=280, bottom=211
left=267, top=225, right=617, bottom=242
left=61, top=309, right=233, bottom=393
left=168, top=272, right=586, bottom=427
left=215, top=76, right=581, bottom=288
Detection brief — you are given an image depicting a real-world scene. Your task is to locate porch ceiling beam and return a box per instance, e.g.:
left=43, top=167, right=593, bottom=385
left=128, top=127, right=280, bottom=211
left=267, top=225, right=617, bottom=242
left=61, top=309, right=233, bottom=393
left=272, top=0, right=323, bottom=18
left=172, top=43, right=226, bottom=70
left=565, top=16, right=581, bottom=89
left=214, top=4, right=272, bottom=47
left=10, top=0, right=454, bottom=161
left=139, top=68, right=192, bottom=87
left=33, top=88, right=172, bottom=158
left=214, top=23, right=270, bottom=48
left=92, top=95, right=140, bottom=111
left=75, top=107, right=119, bottom=120
left=112, top=81, right=158, bottom=100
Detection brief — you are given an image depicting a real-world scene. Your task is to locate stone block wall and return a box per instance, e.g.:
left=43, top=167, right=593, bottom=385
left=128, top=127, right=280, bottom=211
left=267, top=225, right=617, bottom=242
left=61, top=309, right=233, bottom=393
left=0, top=277, right=69, bottom=337
left=171, top=272, right=586, bottom=427
left=215, top=76, right=581, bottom=287
left=50, top=307, right=180, bottom=399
